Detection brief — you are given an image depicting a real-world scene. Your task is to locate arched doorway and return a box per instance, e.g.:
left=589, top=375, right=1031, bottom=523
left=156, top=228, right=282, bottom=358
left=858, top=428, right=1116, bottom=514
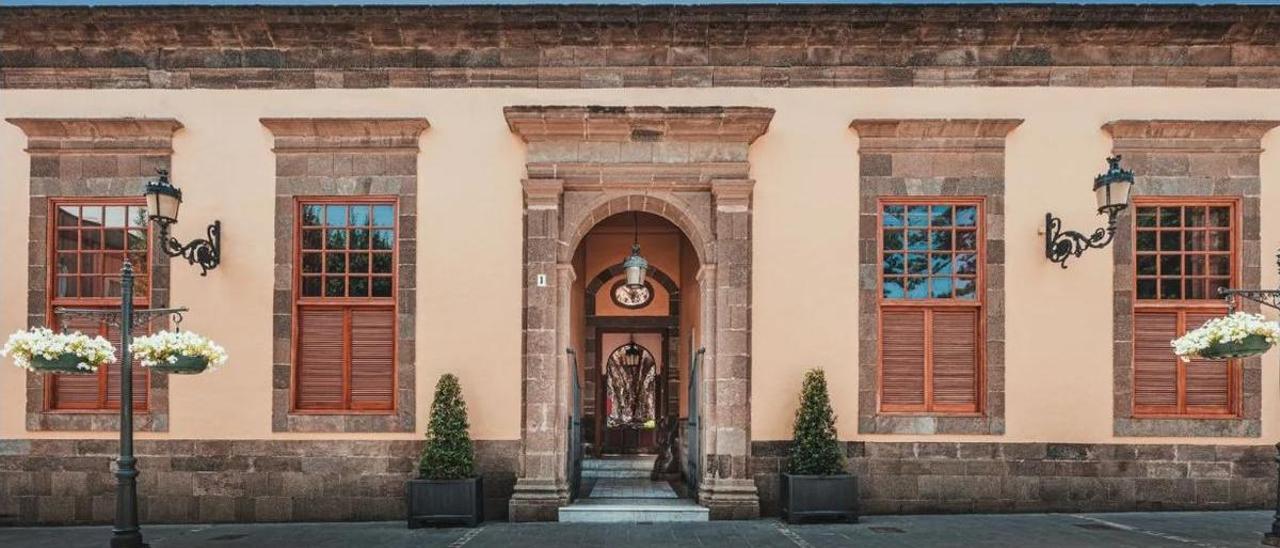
left=508, top=106, right=772, bottom=522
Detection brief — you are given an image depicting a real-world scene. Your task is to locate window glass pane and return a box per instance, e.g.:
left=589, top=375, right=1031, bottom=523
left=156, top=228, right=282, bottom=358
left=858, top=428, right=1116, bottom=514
left=350, top=253, right=370, bottom=273
left=930, top=254, right=952, bottom=275
left=350, top=206, right=370, bottom=226
left=372, top=253, right=393, bottom=274
left=103, top=206, right=127, bottom=228
left=133, top=276, right=150, bottom=297
left=1184, top=207, right=1205, bottom=227
left=128, top=252, right=147, bottom=269
left=1159, top=255, right=1181, bottom=276
left=930, top=231, right=952, bottom=251
left=81, top=230, right=101, bottom=250
left=1135, top=207, right=1157, bottom=227
left=372, top=230, right=394, bottom=250
left=1209, top=278, right=1231, bottom=296
left=302, top=205, right=324, bottom=226
left=1137, top=278, right=1157, bottom=299
left=301, top=253, right=322, bottom=273
left=80, top=254, right=98, bottom=274
left=56, top=276, right=77, bottom=298
left=1209, top=255, right=1230, bottom=276
left=302, top=229, right=323, bottom=250
left=326, top=205, right=348, bottom=227
left=956, top=230, right=977, bottom=251
left=57, top=230, right=78, bottom=250
left=129, top=207, right=148, bottom=227
left=954, top=278, right=976, bottom=300
left=349, top=277, right=369, bottom=297
left=906, top=277, right=928, bottom=299
left=955, top=253, right=977, bottom=275
left=1184, top=255, right=1205, bottom=276
left=127, top=230, right=148, bottom=251
left=56, top=253, right=77, bottom=274
left=104, top=229, right=126, bottom=251
left=882, top=253, right=904, bottom=275
left=325, top=254, right=346, bottom=274
left=1184, top=279, right=1206, bottom=300
left=906, top=253, right=928, bottom=275
left=929, top=277, right=952, bottom=298
left=1135, top=231, right=1156, bottom=251
left=1183, top=231, right=1204, bottom=251
left=930, top=205, right=952, bottom=227
left=1209, top=207, right=1231, bottom=227
left=371, top=277, right=393, bottom=297
left=82, top=206, right=103, bottom=226
left=326, top=229, right=347, bottom=250
left=350, top=229, right=370, bottom=249
left=907, top=206, right=929, bottom=227
left=81, top=277, right=100, bottom=298
left=302, top=276, right=322, bottom=297
left=881, top=205, right=904, bottom=228
left=882, top=278, right=904, bottom=299
left=882, top=230, right=903, bottom=250
left=1160, top=278, right=1181, bottom=299
left=1209, top=231, right=1230, bottom=251
left=372, top=205, right=395, bottom=227
left=103, top=276, right=122, bottom=297
left=1136, top=255, right=1157, bottom=276
left=955, top=206, right=977, bottom=227
left=1159, top=231, right=1181, bottom=251
left=905, top=229, right=926, bottom=251
left=325, top=277, right=345, bottom=297
left=57, top=206, right=79, bottom=227
left=1159, top=207, right=1181, bottom=227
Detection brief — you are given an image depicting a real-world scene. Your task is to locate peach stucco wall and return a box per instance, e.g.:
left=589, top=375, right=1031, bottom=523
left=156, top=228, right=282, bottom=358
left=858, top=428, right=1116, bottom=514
left=2, top=88, right=1279, bottom=447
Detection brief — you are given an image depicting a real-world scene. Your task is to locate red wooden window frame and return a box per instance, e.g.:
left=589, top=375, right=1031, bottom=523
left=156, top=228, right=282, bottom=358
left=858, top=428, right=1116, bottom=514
left=291, top=197, right=399, bottom=413
left=1131, top=197, right=1241, bottom=418
left=876, top=197, right=986, bottom=415
left=46, top=198, right=151, bottom=412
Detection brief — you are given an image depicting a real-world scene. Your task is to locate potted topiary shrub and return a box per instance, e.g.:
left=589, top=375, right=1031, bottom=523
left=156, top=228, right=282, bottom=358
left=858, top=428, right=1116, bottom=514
left=407, top=374, right=483, bottom=528
left=780, top=368, right=858, bottom=524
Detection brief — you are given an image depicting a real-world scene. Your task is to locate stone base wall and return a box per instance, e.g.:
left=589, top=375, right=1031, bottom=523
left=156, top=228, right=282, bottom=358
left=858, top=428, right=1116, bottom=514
left=752, top=441, right=1276, bottom=517
left=0, top=439, right=518, bottom=526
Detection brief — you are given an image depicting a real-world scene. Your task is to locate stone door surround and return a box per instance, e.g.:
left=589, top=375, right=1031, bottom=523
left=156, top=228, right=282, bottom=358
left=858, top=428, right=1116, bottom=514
left=506, top=106, right=773, bottom=521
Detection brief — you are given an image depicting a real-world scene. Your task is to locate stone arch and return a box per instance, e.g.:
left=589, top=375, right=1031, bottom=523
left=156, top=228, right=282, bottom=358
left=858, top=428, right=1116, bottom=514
left=560, top=192, right=713, bottom=265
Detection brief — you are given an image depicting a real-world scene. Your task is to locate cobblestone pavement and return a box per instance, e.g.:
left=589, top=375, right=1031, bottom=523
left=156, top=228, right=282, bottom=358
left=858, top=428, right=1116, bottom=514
left=0, top=511, right=1269, bottom=547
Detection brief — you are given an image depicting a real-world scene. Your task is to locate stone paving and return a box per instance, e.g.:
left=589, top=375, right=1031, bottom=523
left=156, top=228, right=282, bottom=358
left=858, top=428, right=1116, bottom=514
left=0, top=511, right=1270, bottom=548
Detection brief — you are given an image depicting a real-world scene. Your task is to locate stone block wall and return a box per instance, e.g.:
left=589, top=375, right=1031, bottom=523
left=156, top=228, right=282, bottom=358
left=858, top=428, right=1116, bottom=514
left=751, top=441, right=1275, bottom=517
left=0, top=439, right=517, bottom=525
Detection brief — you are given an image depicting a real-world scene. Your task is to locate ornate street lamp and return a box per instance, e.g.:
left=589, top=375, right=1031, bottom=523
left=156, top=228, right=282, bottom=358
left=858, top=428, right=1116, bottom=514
left=143, top=169, right=222, bottom=275
left=1045, top=156, right=1135, bottom=268
left=622, top=211, right=648, bottom=288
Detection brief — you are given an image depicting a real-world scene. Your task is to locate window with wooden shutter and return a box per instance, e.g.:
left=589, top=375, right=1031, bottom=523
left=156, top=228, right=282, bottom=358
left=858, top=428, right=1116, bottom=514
left=293, top=200, right=398, bottom=412
left=1131, top=200, right=1239, bottom=417
left=877, top=200, right=983, bottom=414
left=47, top=201, right=151, bottom=411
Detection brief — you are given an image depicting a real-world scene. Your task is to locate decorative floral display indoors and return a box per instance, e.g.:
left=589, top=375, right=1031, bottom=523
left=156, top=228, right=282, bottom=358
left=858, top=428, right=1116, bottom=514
left=1172, top=312, right=1280, bottom=361
left=132, top=330, right=228, bottom=375
left=0, top=327, right=117, bottom=375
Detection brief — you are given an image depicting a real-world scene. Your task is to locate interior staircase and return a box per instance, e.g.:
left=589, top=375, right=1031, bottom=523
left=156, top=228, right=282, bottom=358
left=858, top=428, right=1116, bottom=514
left=558, top=455, right=709, bottom=523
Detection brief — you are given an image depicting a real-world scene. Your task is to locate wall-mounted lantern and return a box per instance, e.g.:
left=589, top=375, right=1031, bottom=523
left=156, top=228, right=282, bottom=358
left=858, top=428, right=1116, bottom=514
left=1045, top=155, right=1135, bottom=268
left=143, top=169, right=222, bottom=275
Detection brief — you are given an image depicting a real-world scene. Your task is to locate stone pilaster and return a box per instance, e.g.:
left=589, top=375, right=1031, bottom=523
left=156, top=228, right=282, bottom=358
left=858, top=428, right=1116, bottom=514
left=510, top=178, right=571, bottom=521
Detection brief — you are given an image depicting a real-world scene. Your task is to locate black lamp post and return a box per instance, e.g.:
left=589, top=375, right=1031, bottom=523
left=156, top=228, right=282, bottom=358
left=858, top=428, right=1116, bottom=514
left=1045, top=155, right=1135, bottom=268
left=144, top=169, right=222, bottom=275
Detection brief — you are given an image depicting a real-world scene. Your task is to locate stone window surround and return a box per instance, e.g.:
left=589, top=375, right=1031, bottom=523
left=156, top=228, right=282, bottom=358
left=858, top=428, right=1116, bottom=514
left=7, top=117, right=179, bottom=432
left=506, top=105, right=772, bottom=521
left=852, top=118, right=1020, bottom=436
left=261, top=117, right=428, bottom=433
left=1109, top=120, right=1277, bottom=438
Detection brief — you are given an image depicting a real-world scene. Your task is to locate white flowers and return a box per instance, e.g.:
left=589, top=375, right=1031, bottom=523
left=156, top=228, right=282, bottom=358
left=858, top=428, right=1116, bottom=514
left=132, top=330, right=228, bottom=370
left=0, top=327, right=117, bottom=373
left=1171, top=312, right=1280, bottom=361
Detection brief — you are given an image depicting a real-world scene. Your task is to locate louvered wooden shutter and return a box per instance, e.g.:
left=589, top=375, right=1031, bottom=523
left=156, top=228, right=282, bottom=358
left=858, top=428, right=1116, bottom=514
left=49, top=315, right=106, bottom=409
left=1133, top=312, right=1179, bottom=413
left=1183, top=311, right=1231, bottom=414
left=105, top=322, right=150, bottom=411
left=931, top=309, right=979, bottom=411
left=881, top=309, right=926, bottom=409
left=349, top=308, right=395, bottom=410
left=296, top=307, right=346, bottom=409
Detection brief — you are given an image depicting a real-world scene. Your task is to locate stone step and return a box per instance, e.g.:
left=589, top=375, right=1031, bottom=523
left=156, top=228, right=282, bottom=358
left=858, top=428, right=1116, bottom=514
left=582, top=457, right=655, bottom=478
left=558, top=498, right=709, bottom=523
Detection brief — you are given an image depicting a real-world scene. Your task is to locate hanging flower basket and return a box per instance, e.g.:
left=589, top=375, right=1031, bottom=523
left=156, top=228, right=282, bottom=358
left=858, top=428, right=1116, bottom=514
left=1, top=327, right=116, bottom=375
left=133, top=330, right=227, bottom=375
left=1172, top=312, right=1280, bottom=362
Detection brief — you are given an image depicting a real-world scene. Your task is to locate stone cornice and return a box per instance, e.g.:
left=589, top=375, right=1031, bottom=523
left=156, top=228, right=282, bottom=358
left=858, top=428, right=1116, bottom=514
left=6, top=118, right=182, bottom=154
left=260, top=118, right=429, bottom=153
left=522, top=179, right=564, bottom=209
left=850, top=119, right=1023, bottom=153
left=504, top=107, right=775, bottom=144
left=1103, top=120, right=1280, bottom=153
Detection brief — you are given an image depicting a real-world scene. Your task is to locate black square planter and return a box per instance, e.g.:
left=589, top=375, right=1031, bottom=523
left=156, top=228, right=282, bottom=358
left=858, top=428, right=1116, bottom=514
left=406, top=476, right=484, bottom=528
left=779, top=473, right=859, bottom=524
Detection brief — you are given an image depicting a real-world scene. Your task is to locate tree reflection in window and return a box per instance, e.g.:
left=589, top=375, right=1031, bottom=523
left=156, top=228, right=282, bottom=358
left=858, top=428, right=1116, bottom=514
left=604, top=342, right=657, bottom=428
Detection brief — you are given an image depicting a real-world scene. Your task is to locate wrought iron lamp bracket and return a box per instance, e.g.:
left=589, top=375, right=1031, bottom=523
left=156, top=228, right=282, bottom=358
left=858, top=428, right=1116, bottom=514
left=53, top=306, right=189, bottom=331
left=1044, top=206, right=1122, bottom=269
left=156, top=220, right=220, bottom=276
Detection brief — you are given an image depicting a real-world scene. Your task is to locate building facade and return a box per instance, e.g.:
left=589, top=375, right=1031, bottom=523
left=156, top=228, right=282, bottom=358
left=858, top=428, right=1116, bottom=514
left=2, top=4, right=1280, bottom=524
